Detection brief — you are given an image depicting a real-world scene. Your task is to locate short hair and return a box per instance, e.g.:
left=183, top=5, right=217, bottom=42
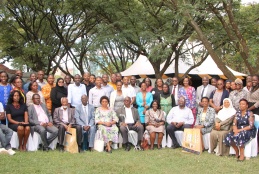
left=201, top=97, right=209, bottom=102
left=151, top=99, right=161, bottom=110
left=8, top=90, right=24, bottom=104
left=0, top=71, right=9, bottom=81
left=139, top=82, right=147, bottom=88
left=60, top=97, right=68, bottom=103
left=28, top=81, right=38, bottom=91
left=116, top=80, right=123, bottom=85
left=32, top=93, right=40, bottom=99
left=239, top=98, right=248, bottom=105
left=100, top=96, right=109, bottom=104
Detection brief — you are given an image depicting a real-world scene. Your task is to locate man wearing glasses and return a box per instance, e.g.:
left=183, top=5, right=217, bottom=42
left=169, top=77, right=182, bottom=105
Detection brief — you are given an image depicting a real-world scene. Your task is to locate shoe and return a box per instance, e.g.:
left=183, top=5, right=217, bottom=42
left=172, top=144, right=180, bottom=149
left=0, top=148, right=9, bottom=154
left=89, top=147, right=94, bottom=152
left=59, top=146, right=64, bottom=152
left=125, top=143, right=131, bottom=151
left=43, top=147, right=49, bottom=152
left=7, top=149, right=16, bottom=155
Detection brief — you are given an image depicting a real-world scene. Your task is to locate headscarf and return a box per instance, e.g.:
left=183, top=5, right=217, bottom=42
left=217, top=98, right=236, bottom=121
left=55, top=78, right=67, bottom=95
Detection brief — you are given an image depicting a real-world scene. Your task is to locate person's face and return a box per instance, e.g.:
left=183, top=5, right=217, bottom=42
left=223, top=100, right=230, bottom=108
left=37, top=71, right=44, bottom=80
left=130, top=77, right=136, bottom=85
left=31, top=82, right=38, bottom=91
left=15, top=79, right=23, bottom=88
left=152, top=102, right=158, bottom=110
left=202, top=77, right=209, bottom=86
left=57, top=79, right=64, bottom=87
left=162, top=84, right=169, bottom=93
left=111, top=74, right=117, bottom=83
left=201, top=98, right=209, bottom=108
left=101, top=98, right=109, bottom=107
left=90, top=76, right=95, bottom=83
left=102, top=75, right=109, bottom=83
left=145, top=78, right=151, bottom=87
left=81, top=95, right=88, bottom=105
left=211, top=79, right=217, bottom=87
left=83, top=73, right=90, bottom=81
left=65, top=75, right=71, bottom=84
left=13, top=92, right=20, bottom=102
left=246, top=76, right=252, bottom=82
left=172, top=78, right=178, bottom=86
left=30, top=74, right=36, bottom=81
left=123, top=77, right=129, bottom=85
left=225, top=82, right=231, bottom=89
left=178, top=98, right=185, bottom=107
left=183, top=78, right=189, bottom=87
left=116, top=74, right=122, bottom=81
left=230, top=82, right=236, bottom=90
left=95, top=78, right=102, bottom=87
left=239, top=101, right=248, bottom=111
left=74, top=75, right=81, bottom=85
left=156, top=79, right=163, bottom=87
left=141, top=83, right=147, bottom=91
left=252, top=76, right=259, bottom=87
left=217, top=80, right=224, bottom=89
left=47, top=75, right=54, bottom=85
left=0, top=73, right=8, bottom=84
left=33, top=95, right=41, bottom=105
left=61, top=98, right=68, bottom=106
left=235, top=83, right=242, bottom=90
left=16, top=70, right=23, bottom=78
left=124, top=98, right=131, bottom=107
left=116, top=82, right=122, bottom=91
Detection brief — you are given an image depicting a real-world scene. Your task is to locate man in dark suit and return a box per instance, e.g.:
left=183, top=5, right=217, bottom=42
left=169, top=77, right=182, bottom=106
left=74, top=94, right=96, bottom=151
left=28, top=94, right=58, bottom=151
left=116, top=96, right=144, bottom=151
left=53, top=97, right=82, bottom=152
left=196, top=77, right=216, bottom=108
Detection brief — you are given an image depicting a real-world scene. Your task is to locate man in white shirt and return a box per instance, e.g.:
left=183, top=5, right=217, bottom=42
left=67, top=74, right=87, bottom=108
left=89, top=77, right=108, bottom=108
left=243, top=75, right=252, bottom=92
left=53, top=97, right=82, bottom=152
left=116, top=97, right=143, bottom=151
left=36, top=70, right=47, bottom=88
left=0, top=102, right=15, bottom=155
left=122, top=76, right=136, bottom=106
left=169, top=77, right=182, bottom=105
left=102, top=74, right=114, bottom=98
left=166, top=96, right=194, bottom=149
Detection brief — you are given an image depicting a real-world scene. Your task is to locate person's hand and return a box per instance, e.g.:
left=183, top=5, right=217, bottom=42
left=105, top=122, right=112, bottom=127
left=68, top=124, right=72, bottom=128
left=121, top=122, right=127, bottom=127
left=83, top=126, right=90, bottom=131
left=155, top=123, right=160, bottom=127
left=171, top=122, right=177, bottom=127
left=145, top=105, right=149, bottom=109
left=233, top=128, right=239, bottom=136
left=47, top=122, right=53, bottom=127
left=134, top=122, right=141, bottom=127
left=177, top=122, right=184, bottom=128
left=41, top=123, right=47, bottom=127
left=215, top=107, right=221, bottom=113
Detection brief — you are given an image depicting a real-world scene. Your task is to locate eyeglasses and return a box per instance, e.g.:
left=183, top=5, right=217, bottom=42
left=217, top=84, right=223, bottom=86
left=235, top=83, right=241, bottom=85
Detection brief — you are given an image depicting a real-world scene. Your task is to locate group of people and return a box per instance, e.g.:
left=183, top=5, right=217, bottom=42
left=0, top=70, right=258, bottom=161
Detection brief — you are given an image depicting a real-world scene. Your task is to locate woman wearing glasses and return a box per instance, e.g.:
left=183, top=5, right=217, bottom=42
left=229, top=78, right=247, bottom=111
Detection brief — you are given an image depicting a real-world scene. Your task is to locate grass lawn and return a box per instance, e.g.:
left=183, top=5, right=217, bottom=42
left=1, top=147, right=259, bottom=174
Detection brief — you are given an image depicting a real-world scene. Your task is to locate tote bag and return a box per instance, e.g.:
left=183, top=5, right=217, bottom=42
left=94, top=130, right=104, bottom=152
left=182, top=128, right=202, bottom=155
left=64, top=127, right=78, bottom=153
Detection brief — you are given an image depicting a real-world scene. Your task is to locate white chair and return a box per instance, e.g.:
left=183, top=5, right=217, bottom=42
left=31, top=132, right=58, bottom=150
left=202, top=133, right=210, bottom=150
left=115, top=131, right=138, bottom=149
left=175, top=131, right=184, bottom=146
left=10, top=132, right=35, bottom=151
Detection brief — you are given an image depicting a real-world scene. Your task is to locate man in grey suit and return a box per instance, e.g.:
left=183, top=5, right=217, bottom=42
left=116, top=96, right=144, bottom=151
left=53, top=97, right=82, bottom=152
left=196, top=77, right=216, bottom=108
left=28, top=94, right=58, bottom=151
left=74, top=94, right=96, bottom=151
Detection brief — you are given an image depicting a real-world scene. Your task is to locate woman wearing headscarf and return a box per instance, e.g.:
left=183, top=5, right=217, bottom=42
left=210, top=98, right=236, bottom=156
left=224, top=99, right=256, bottom=161
left=159, top=83, right=176, bottom=116
left=50, top=78, right=67, bottom=115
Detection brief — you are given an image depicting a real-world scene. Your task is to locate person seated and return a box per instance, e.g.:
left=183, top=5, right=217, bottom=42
left=53, top=97, right=82, bottom=152
left=74, top=95, right=96, bottom=152
left=145, top=100, right=165, bottom=150
left=224, top=99, right=257, bottom=161
left=6, top=90, right=30, bottom=151
left=116, top=96, right=144, bottom=151
left=0, top=102, right=15, bottom=155
left=28, top=94, right=58, bottom=151
left=166, top=96, right=194, bottom=149
left=95, top=96, right=119, bottom=153
left=194, top=97, right=215, bottom=151
left=210, top=98, right=235, bottom=156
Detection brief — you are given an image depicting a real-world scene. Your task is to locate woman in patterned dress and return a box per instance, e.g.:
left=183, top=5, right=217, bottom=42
left=224, top=99, right=256, bottom=161
left=95, top=96, right=119, bottom=153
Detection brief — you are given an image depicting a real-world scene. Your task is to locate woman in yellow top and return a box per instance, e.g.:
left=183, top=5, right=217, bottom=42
left=41, top=74, right=55, bottom=114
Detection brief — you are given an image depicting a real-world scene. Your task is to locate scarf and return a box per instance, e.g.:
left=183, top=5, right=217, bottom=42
left=217, top=98, right=236, bottom=121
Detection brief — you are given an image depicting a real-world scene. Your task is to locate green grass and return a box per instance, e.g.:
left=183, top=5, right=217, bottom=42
left=1, top=147, right=259, bottom=174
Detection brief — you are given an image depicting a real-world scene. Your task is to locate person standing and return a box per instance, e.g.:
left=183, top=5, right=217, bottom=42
left=143, top=78, right=153, bottom=92
left=159, top=84, right=176, bottom=116
left=50, top=78, right=67, bottom=114
left=130, top=76, right=140, bottom=108
left=151, top=78, right=164, bottom=101
left=102, top=74, right=114, bottom=98
left=243, top=75, right=252, bottom=92
left=23, top=73, right=41, bottom=94
left=229, top=78, right=247, bottom=111
left=110, top=81, right=126, bottom=111
left=64, top=75, right=72, bottom=89
left=122, top=76, right=136, bottom=106
left=26, top=81, right=45, bottom=106
left=89, top=74, right=96, bottom=85
left=0, top=71, right=12, bottom=109
left=41, top=74, right=55, bottom=114
left=82, top=72, right=95, bottom=96
left=108, top=73, right=117, bottom=90
left=89, top=77, right=107, bottom=108
left=36, top=70, right=46, bottom=88
left=169, top=77, right=182, bottom=106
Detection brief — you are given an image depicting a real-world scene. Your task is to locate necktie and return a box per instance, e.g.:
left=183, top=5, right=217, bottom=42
left=84, top=106, right=88, bottom=125
left=201, top=87, right=205, bottom=98
left=172, top=86, right=176, bottom=95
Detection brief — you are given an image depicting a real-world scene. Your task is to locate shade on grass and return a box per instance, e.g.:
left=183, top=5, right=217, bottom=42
left=1, top=148, right=259, bottom=174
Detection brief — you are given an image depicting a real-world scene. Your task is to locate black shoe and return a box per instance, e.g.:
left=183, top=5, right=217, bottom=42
left=126, top=144, right=131, bottom=151
left=172, top=144, right=180, bottom=149
left=43, top=147, right=49, bottom=152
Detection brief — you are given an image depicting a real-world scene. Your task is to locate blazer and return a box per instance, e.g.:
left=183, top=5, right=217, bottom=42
left=116, top=106, right=141, bottom=126
left=110, top=90, right=127, bottom=109
left=195, top=107, right=215, bottom=134
left=74, top=104, right=95, bottom=127
left=210, top=89, right=229, bottom=106
left=53, top=107, right=75, bottom=127
left=28, top=103, right=53, bottom=126
left=196, top=84, right=216, bottom=107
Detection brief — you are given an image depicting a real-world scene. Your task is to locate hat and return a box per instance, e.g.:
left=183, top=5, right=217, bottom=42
left=235, top=78, right=243, bottom=85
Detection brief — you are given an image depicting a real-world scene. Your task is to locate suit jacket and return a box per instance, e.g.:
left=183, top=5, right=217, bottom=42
left=169, top=85, right=182, bottom=105
left=28, top=103, right=53, bottom=126
left=74, top=104, right=95, bottom=127
left=53, top=107, right=75, bottom=127
left=116, top=106, right=141, bottom=126
left=196, top=84, right=216, bottom=107
left=195, top=107, right=215, bottom=134
left=210, top=89, right=229, bottom=106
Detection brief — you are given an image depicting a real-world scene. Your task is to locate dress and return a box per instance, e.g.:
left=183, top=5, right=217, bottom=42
left=224, top=110, right=256, bottom=147
left=50, top=85, right=67, bottom=114
left=6, top=103, right=28, bottom=131
left=95, top=108, right=119, bottom=143
left=0, top=84, right=12, bottom=109
left=114, top=95, right=124, bottom=111
left=136, top=92, right=153, bottom=123
left=150, top=88, right=163, bottom=101
left=42, top=83, right=55, bottom=113
left=145, top=109, right=165, bottom=133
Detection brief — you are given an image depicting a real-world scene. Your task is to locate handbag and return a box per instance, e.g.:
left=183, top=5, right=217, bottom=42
left=94, top=130, right=104, bottom=152
left=141, top=130, right=150, bottom=150
left=64, top=127, right=78, bottom=153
